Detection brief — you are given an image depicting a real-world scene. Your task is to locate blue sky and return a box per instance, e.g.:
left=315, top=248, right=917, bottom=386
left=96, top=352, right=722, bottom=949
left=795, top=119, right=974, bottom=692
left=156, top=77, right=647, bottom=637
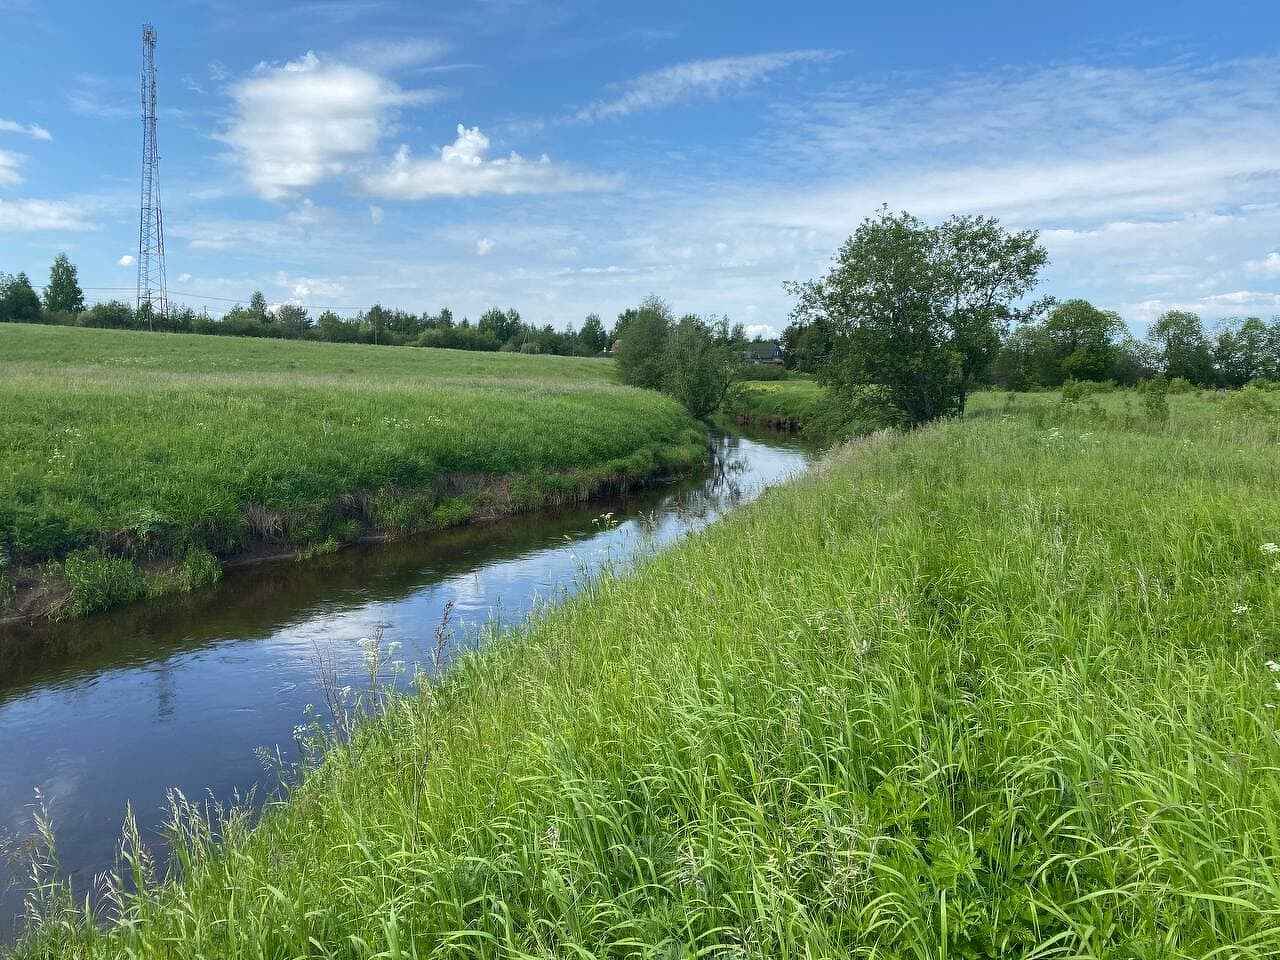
left=1, top=0, right=1278, bottom=337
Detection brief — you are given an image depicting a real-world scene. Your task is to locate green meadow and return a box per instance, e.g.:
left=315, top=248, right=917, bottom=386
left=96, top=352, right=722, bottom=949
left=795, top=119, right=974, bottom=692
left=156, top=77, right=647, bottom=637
left=15, top=390, right=1280, bottom=957
left=0, top=324, right=704, bottom=618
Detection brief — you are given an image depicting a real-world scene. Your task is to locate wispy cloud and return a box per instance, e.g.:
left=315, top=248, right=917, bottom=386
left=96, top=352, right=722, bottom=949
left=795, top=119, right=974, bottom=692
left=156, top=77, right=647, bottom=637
left=572, top=50, right=835, bottom=122
left=0, top=197, right=98, bottom=231
left=363, top=124, right=618, bottom=199
left=0, top=148, right=23, bottom=186
left=340, top=37, right=448, bottom=71
left=222, top=51, right=440, bottom=200
left=0, top=118, right=51, bottom=141
left=66, top=73, right=134, bottom=120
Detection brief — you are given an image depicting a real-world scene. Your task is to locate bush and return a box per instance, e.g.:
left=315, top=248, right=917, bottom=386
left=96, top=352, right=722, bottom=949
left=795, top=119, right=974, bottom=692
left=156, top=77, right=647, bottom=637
left=1220, top=384, right=1279, bottom=421
left=1137, top=377, right=1170, bottom=425
left=62, top=548, right=147, bottom=617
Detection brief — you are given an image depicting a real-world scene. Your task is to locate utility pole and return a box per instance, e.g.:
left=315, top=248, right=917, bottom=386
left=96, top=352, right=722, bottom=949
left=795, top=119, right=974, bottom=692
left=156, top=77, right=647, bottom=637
left=137, top=23, right=168, bottom=326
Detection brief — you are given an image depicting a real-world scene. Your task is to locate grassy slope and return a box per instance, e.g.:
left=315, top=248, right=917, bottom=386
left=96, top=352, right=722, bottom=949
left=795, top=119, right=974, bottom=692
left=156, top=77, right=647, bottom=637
left=723, top=378, right=827, bottom=427
left=0, top=326, right=704, bottom=611
left=15, top=393, right=1280, bottom=958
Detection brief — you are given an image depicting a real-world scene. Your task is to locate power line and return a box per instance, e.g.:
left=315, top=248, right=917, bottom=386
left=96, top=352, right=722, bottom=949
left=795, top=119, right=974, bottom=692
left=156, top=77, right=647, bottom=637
left=82, top=287, right=386, bottom=313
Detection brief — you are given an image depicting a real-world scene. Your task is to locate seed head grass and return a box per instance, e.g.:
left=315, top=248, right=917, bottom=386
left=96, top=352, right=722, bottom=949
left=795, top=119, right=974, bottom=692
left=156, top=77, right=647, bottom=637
left=10, top=391, right=1280, bottom=957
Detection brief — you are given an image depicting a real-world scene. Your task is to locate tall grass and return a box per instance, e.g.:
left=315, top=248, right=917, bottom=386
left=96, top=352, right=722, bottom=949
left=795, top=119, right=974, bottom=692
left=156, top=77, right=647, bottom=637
left=11, top=393, right=1280, bottom=957
left=0, top=325, right=704, bottom=618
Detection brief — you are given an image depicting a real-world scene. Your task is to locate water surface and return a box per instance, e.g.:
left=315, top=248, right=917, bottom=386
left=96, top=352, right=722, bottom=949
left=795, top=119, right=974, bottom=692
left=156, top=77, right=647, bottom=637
left=0, top=430, right=810, bottom=944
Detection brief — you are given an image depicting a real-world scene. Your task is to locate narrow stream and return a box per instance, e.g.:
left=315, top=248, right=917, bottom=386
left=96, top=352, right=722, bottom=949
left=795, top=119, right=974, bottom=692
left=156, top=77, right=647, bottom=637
left=0, top=430, right=811, bottom=945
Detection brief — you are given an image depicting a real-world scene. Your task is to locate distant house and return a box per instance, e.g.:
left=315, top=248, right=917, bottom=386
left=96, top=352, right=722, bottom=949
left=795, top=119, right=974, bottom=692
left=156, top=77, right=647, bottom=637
left=743, top=339, right=783, bottom=364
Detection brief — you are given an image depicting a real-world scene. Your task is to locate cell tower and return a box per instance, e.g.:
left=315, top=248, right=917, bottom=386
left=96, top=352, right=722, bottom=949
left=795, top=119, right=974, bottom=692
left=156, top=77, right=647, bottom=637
left=136, top=23, right=168, bottom=321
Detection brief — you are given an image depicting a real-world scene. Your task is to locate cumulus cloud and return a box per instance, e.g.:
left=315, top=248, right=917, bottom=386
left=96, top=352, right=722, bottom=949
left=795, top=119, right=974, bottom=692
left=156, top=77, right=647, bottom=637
left=369, top=204, right=384, bottom=224
left=573, top=50, right=834, bottom=121
left=743, top=322, right=776, bottom=339
left=0, top=118, right=51, bottom=140
left=223, top=51, right=439, bottom=200
left=117, top=254, right=134, bottom=266
left=0, top=198, right=97, bottom=231
left=0, top=148, right=21, bottom=186
left=363, top=124, right=619, bottom=199
left=475, top=237, right=495, bottom=255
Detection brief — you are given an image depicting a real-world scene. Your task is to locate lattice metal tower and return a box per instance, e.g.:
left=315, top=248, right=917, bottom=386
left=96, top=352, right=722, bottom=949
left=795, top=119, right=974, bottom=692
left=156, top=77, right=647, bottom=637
left=136, top=23, right=168, bottom=321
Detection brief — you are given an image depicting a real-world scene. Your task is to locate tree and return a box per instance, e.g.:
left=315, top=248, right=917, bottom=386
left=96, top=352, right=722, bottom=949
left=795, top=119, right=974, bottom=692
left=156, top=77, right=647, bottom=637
left=579, top=313, right=608, bottom=354
left=1148, top=310, right=1213, bottom=385
left=663, top=315, right=741, bottom=418
left=478, top=307, right=522, bottom=345
left=0, top=271, right=43, bottom=322
left=614, top=296, right=673, bottom=390
left=248, top=290, right=269, bottom=319
left=1213, top=317, right=1272, bottom=388
left=779, top=315, right=834, bottom=374
left=275, top=303, right=310, bottom=339
left=1041, top=299, right=1125, bottom=384
left=787, top=207, right=1048, bottom=426
left=43, top=253, right=85, bottom=314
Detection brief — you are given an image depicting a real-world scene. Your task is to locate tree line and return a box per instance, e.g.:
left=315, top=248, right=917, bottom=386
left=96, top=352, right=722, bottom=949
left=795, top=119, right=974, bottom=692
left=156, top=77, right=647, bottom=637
left=0, top=254, right=614, bottom=357
left=778, top=208, right=1280, bottom=432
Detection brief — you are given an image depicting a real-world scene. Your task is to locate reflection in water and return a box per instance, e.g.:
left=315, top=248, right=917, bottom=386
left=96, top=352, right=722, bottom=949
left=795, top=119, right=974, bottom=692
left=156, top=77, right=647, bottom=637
left=0, top=431, right=811, bottom=943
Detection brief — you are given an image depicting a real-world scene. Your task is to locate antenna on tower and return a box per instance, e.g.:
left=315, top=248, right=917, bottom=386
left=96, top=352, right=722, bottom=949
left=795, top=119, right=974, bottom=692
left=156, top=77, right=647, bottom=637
left=137, top=23, right=167, bottom=326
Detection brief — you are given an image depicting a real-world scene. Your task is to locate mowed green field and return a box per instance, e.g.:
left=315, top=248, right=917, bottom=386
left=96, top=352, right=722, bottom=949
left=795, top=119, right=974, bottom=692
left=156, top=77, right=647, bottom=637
left=16, top=391, right=1280, bottom=957
left=0, top=325, right=703, bottom=604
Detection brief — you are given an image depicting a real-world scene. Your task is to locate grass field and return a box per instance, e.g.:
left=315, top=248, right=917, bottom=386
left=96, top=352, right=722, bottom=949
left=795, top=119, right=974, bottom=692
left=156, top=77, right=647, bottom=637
left=0, top=324, right=705, bottom=619
left=14, top=389, right=1280, bottom=957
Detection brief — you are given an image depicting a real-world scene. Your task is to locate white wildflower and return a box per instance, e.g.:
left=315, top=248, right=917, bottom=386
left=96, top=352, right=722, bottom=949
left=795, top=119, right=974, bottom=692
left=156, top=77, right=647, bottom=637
left=1266, top=660, right=1280, bottom=672
left=1262, top=543, right=1280, bottom=556
left=1233, top=603, right=1249, bottom=616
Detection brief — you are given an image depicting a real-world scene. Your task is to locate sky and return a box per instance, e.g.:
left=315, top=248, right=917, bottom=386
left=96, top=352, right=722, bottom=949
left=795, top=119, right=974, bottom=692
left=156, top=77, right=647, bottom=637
left=1, top=0, right=1279, bottom=338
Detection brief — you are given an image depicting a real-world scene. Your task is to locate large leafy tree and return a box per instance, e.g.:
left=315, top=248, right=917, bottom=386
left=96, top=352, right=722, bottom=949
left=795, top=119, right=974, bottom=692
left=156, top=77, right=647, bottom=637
left=1042, top=299, right=1125, bottom=384
left=0, top=271, right=43, bottom=322
left=1148, top=310, right=1214, bottom=385
left=787, top=207, right=1049, bottom=426
left=43, top=252, right=85, bottom=314
left=614, top=296, right=673, bottom=390
left=663, top=314, right=741, bottom=418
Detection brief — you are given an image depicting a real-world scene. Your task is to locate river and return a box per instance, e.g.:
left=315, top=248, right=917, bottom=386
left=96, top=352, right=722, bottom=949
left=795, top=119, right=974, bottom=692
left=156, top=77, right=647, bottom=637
left=0, top=429, right=811, bottom=945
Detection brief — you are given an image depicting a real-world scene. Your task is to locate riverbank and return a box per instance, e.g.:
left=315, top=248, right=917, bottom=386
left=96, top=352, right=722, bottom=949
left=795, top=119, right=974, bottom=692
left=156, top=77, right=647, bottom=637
left=14, top=394, right=1280, bottom=957
left=722, top=378, right=826, bottom=431
left=0, top=325, right=705, bottom=624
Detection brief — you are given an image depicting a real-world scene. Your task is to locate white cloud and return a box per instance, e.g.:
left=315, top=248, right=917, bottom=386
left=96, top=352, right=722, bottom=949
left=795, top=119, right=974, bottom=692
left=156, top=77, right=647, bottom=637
left=0, top=148, right=22, bottom=186
left=363, top=124, right=618, bottom=199
left=177, top=272, right=192, bottom=283
left=475, top=237, right=495, bottom=255
left=117, top=254, right=134, bottom=266
left=275, top=270, right=346, bottom=300
left=368, top=204, right=384, bottom=224
left=341, top=38, right=447, bottom=71
left=1245, top=252, right=1280, bottom=276
left=223, top=51, right=439, bottom=200
left=573, top=50, right=834, bottom=121
left=0, top=118, right=51, bottom=140
left=0, top=198, right=97, bottom=231
left=744, top=323, right=776, bottom=339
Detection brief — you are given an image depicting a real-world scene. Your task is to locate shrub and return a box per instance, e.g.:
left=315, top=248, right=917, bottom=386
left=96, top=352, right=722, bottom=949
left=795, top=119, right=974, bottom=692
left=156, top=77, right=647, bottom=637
left=62, top=548, right=146, bottom=617
left=1137, top=377, right=1170, bottom=425
left=1220, top=384, right=1279, bottom=421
